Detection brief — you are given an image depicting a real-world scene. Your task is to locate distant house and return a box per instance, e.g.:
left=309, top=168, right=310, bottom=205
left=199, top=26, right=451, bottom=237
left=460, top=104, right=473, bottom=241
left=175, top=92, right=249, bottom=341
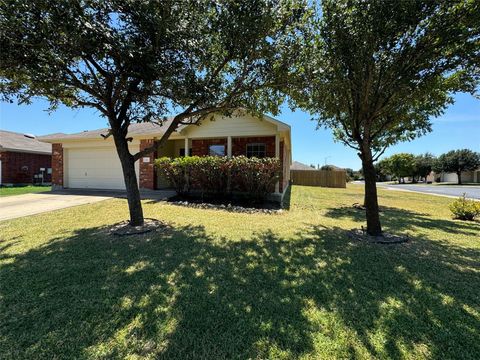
left=436, top=170, right=480, bottom=183
left=40, top=112, right=292, bottom=198
left=290, top=161, right=313, bottom=170
left=0, top=130, right=52, bottom=185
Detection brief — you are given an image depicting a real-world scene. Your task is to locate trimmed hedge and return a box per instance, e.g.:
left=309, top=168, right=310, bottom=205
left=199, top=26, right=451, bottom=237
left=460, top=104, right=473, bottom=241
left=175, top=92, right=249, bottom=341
left=155, top=155, right=281, bottom=201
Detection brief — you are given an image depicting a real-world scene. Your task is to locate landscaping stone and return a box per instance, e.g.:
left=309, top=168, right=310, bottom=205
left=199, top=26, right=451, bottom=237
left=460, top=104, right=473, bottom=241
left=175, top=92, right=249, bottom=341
left=168, top=200, right=284, bottom=214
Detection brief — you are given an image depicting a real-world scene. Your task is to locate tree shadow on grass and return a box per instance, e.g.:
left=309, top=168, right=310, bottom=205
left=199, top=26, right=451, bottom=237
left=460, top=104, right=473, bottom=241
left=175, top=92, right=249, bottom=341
left=0, top=222, right=479, bottom=359
left=324, top=205, right=480, bottom=236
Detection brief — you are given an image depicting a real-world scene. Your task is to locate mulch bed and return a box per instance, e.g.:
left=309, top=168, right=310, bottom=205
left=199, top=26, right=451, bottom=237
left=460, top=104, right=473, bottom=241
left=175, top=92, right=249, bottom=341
left=110, top=218, right=170, bottom=236
left=348, top=228, right=410, bottom=244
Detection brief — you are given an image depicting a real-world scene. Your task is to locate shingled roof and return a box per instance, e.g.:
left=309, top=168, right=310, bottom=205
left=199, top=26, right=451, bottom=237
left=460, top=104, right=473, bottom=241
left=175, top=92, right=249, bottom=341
left=290, top=161, right=314, bottom=170
left=0, top=130, right=52, bottom=155
left=38, top=119, right=178, bottom=142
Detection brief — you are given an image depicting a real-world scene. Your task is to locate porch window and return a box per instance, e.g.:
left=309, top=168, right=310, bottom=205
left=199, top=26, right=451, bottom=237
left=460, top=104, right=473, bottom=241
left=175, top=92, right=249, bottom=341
left=246, top=143, right=266, bottom=158
left=209, top=144, right=225, bottom=157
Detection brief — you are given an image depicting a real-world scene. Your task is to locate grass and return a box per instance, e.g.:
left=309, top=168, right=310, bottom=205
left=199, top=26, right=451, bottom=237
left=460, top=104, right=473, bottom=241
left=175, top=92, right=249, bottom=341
left=0, top=185, right=51, bottom=197
left=0, top=184, right=479, bottom=359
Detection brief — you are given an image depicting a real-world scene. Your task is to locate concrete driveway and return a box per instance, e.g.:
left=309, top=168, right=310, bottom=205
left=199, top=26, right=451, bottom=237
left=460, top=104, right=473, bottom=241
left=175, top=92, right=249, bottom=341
left=378, top=183, right=480, bottom=200
left=0, top=192, right=112, bottom=221
left=0, top=189, right=176, bottom=221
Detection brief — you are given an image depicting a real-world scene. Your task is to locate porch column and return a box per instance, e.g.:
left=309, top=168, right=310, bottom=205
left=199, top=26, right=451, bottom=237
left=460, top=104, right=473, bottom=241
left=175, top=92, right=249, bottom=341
left=184, top=137, right=189, bottom=156
left=227, top=136, right=232, bottom=158
left=275, top=134, right=280, bottom=193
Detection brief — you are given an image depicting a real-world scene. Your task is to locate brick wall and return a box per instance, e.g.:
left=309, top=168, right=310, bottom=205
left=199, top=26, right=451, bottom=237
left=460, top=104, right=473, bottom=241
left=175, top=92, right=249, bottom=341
left=51, top=143, right=63, bottom=188
left=279, top=141, right=285, bottom=193
left=191, top=138, right=227, bottom=156
left=0, top=151, right=52, bottom=185
left=139, top=139, right=156, bottom=189
left=232, top=136, right=276, bottom=157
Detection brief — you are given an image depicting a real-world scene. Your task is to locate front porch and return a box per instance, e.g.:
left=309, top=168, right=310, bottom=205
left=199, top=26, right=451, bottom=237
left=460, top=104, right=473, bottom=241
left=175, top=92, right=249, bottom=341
left=139, top=135, right=286, bottom=193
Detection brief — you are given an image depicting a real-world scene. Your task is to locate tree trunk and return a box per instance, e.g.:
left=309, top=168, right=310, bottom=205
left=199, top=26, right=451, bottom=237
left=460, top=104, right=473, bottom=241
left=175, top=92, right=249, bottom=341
left=361, top=148, right=383, bottom=236
left=457, top=171, right=462, bottom=185
left=113, top=134, right=144, bottom=226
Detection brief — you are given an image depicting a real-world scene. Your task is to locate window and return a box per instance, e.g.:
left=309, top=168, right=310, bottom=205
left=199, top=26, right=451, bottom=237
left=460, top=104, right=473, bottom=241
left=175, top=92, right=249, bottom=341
left=246, top=143, right=266, bottom=158
left=209, top=144, right=226, bottom=157
left=179, top=148, right=191, bottom=157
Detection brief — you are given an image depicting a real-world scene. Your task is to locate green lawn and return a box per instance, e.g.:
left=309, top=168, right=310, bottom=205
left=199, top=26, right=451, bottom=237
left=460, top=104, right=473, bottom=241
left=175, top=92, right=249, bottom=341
left=0, top=185, right=51, bottom=197
left=1, top=185, right=479, bottom=359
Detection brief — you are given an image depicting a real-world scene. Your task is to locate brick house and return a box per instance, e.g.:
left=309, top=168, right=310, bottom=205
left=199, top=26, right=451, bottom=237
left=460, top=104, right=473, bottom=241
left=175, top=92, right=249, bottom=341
left=0, top=130, right=52, bottom=185
left=40, top=111, right=292, bottom=199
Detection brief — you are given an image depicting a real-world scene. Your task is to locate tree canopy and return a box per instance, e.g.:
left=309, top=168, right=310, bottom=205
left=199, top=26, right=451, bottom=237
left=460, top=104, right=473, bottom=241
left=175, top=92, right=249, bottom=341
left=383, top=153, right=416, bottom=183
left=287, top=0, right=480, bottom=234
left=413, top=153, right=436, bottom=181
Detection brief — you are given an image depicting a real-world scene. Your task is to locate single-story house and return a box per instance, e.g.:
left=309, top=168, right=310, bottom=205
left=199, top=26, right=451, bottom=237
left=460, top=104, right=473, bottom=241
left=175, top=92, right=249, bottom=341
left=290, top=161, right=314, bottom=170
left=0, top=130, right=52, bottom=185
left=436, top=170, right=480, bottom=183
left=40, top=112, right=292, bottom=198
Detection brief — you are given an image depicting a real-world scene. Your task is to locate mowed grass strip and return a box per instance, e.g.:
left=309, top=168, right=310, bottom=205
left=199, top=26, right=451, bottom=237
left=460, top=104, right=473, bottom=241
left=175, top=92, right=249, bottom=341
left=0, top=185, right=479, bottom=359
left=0, top=185, right=51, bottom=197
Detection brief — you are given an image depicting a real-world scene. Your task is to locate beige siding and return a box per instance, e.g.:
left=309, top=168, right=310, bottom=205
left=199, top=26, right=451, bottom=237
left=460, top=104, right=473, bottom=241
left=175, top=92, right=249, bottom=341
left=183, top=113, right=277, bottom=138
left=60, top=139, right=140, bottom=149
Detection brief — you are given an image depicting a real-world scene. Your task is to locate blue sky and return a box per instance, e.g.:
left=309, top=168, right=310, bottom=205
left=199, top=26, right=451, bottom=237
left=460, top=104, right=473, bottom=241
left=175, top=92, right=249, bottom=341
left=1, top=93, right=479, bottom=170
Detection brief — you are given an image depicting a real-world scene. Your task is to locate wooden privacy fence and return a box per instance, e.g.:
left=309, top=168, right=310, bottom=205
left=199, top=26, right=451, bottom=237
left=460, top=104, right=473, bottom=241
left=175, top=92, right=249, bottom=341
left=290, top=169, right=346, bottom=188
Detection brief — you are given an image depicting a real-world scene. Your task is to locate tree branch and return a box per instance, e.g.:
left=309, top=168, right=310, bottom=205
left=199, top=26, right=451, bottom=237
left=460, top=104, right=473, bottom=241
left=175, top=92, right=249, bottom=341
left=133, top=104, right=230, bottom=161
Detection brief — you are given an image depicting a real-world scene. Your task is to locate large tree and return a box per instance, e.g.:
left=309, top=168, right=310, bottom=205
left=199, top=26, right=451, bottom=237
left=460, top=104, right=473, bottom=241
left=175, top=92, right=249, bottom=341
left=288, top=0, right=479, bottom=235
left=0, top=0, right=308, bottom=226
left=433, top=149, right=480, bottom=184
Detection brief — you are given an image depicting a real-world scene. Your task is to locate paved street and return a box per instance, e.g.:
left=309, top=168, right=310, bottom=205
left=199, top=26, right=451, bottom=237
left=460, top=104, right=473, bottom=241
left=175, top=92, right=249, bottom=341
left=378, top=183, right=480, bottom=200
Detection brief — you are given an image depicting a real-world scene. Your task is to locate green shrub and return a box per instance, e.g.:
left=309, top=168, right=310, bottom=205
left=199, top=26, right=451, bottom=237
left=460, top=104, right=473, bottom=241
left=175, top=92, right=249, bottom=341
left=154, top=156, right=281, bottom=201
left=449, top=194, right=480, bottom=221
left=189, top=156, right=231, bottom=197
left=230, top=156, right=280, bottom=201
left=155, top=156, right=195, bottom=195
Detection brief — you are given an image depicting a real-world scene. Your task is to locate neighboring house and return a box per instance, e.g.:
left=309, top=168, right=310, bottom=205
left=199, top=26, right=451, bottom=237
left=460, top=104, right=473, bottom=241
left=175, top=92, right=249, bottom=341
left=290, top=161, right=314, bottom=170
left=436, top=170, right=480, bottom=183
left=40, top=112, right=292, bottom=198
left=0, top=130, right=52, bottom=185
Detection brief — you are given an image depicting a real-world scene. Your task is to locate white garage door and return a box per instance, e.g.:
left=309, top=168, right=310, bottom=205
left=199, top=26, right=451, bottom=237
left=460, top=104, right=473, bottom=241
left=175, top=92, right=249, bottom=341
left=65, top=147, right=139, bottom=190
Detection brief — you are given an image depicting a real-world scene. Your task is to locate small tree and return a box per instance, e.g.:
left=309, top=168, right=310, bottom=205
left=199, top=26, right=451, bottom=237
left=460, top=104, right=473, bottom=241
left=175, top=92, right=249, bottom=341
left=375, top=159, right=390, bottom=182
left=433, top=149, right=480, bottom=185
left=345, top=168, right=355, bottom=182
left=320, top=165, right=334, bottom=171
left=413, top=153, right=436, bottom=182
left=384, top=153, right=416, bottom=184
left=0, top=0, right=308, bottom=226
left=287, top=0, right=479, bottom=235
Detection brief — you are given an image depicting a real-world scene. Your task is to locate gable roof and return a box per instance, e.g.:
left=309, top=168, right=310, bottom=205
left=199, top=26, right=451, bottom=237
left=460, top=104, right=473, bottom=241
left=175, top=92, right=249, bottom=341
left=39, top=119, right=177, bottom=142
left=290, top=161, right=313, bottom=170
left=0, top=130, right=52, bottom=155
left=39, top=112, right=290, bottom=142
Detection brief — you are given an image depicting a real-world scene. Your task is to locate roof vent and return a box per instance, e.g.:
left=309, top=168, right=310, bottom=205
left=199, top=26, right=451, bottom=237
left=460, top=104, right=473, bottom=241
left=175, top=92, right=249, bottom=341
left=23, top=133, right=36, bottom=139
